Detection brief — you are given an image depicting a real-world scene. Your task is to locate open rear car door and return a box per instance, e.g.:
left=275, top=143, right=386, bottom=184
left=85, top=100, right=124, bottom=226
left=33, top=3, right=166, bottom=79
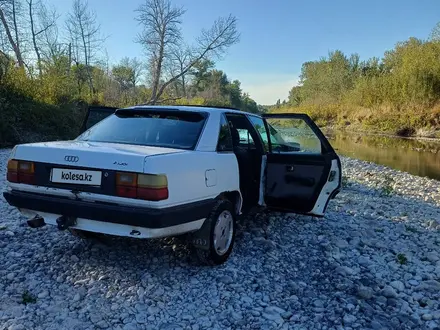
left=79, top=106, right=118, bottom=134
left=261, top=113, right=341, bottom=217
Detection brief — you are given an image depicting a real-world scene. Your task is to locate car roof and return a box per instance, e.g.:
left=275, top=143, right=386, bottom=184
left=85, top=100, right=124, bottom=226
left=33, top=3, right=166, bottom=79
left=120, top=104, right=261, bottom=117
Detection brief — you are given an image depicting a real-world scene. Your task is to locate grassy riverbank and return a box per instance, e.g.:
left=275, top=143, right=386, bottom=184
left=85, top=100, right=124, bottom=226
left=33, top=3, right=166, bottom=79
left=271, top=36, right=440, bottom=139
left=269, top=103, right=440, bottom=138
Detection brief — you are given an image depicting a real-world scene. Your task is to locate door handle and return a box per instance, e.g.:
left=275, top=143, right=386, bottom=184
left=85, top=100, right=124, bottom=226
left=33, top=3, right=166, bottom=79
left=286, top=165, right=295, bottom=172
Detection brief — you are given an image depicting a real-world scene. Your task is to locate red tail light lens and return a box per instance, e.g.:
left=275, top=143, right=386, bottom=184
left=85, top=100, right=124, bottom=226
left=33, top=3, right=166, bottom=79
left=7, top=160, right=35, bottom=184
left=116, top=172, right=168, bottom=201
left=116, top=172, right=137, bottom=198
left=137, top=187, right=169, bottom=201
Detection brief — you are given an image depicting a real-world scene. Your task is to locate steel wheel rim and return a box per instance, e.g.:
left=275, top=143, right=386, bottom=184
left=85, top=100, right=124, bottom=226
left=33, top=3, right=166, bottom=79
left=213, top=210, right=234, bottom=256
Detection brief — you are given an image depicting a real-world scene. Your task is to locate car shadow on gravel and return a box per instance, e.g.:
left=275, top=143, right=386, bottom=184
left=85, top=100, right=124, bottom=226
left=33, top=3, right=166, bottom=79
left=27, top=208, right=346, bottom=298
left=57, top=210, right=279, bottom=271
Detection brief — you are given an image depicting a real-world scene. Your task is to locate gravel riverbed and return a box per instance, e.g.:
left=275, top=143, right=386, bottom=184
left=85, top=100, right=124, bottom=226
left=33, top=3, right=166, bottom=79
left=0, top=148, right=439, bottom=330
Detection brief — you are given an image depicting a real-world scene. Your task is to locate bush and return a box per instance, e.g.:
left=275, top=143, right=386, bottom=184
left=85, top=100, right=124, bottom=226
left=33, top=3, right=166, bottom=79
left=0, top=86, right=81, bottom=146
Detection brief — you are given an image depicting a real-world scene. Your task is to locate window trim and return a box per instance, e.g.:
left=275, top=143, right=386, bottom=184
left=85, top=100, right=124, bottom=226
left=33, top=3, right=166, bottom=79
left=216, top=112, right=234, bottom=153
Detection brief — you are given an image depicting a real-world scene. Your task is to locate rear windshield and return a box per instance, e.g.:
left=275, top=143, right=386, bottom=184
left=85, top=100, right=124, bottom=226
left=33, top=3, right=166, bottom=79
left=76, top=110, right=207, bottom=150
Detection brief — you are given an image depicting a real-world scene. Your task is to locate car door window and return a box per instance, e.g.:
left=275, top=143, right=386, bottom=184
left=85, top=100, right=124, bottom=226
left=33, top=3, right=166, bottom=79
left=264, top=117, right=322, bottom=154
left=217, top=114, right=233, bottom=152
left=237, top=128, right=255, bottom=147
left=247, top=115, right=269, bottom=152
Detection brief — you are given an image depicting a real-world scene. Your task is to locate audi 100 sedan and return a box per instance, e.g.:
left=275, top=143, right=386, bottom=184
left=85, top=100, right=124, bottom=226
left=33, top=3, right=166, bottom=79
left=4, top=105, right=341, bottom=265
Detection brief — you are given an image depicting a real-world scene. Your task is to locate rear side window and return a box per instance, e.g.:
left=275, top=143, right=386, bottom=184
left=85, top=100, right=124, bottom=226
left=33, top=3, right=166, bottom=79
left=77, top=110, right=207, bottom=150
left=217, top=114, right=233, bottom=152
left=85, top=110, right=114, bottom=130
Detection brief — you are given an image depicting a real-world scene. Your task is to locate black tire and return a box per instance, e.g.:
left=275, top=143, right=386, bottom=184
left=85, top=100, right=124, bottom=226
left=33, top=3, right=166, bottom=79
left=195, top=199, right=236, bottom=266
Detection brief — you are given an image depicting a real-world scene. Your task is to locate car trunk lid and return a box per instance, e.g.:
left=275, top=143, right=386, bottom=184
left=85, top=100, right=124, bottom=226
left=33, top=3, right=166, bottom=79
left=13, top=140, right=185, bottom=173
left=11, top=140, right=185, bottom=196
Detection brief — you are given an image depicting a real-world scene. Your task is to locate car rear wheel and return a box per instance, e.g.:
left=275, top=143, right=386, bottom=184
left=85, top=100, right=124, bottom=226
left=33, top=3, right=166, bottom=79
left=195, top=199, right=236, bottom=265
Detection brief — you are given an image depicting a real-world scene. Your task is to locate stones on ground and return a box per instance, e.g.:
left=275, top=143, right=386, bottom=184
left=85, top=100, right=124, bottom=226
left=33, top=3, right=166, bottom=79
left=345, top=303, right=356, bottom=312
left=370, top=320, right=384, bottom=330
left=357, top=256, right=371, bottom=267
left=90, top=313, right=103, bottom=324
left=70, top=255, right=79, bottom=262
left=313, top=299, right=324, bottom=308
left=381, top=286, right=398, bottom=298
left=135, top=313, right=147, bottom=324
left=8, top=251, right=22, bottom=258
left=231, top=311, right=243, bottom=321
left=415, top=280, right=440, bottom=292
left=335, top=266, right=355, bottom=276
left=281, top=311, right=293, bottom=319
left=158, top=324, right=183, bottom=330
left=0, top=152, right=440, bottom=329
left=262, top=306, right=286, bottom=321
left=147, top=306, right=160, bottom=316
left=409, top=279, right=420, bottom=286
left=37, top=290, right=49, bottom=299
left=123, top=323, right=139, bottom=330
left=219, top=275, right=233, bottom=285
left=241, top=296, right=253, bottom=304
left=390, top=280, right=405, bottom=292
left=426, top=252, right=439, bottom=263
left=335, top=239, right=349, bottom=248
left=8, top=325, right=26, bottom=330
left=343, top=314, right=357, bottom=325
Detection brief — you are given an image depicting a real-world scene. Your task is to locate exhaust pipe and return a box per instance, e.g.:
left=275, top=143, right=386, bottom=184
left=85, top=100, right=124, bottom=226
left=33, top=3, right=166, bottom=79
left=27, top=216, right=46, bottom=228
left=56, top=215, right=77, bottom=230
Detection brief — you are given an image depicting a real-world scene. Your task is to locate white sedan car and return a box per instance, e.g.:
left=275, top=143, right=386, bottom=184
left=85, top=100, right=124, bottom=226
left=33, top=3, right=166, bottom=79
left=3, top=105, right=341, bottom=265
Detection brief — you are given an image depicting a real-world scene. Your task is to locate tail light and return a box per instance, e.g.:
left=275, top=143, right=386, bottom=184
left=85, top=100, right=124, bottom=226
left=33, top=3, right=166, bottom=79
left=7, top=159, right=35, bottom=184
left=116, top=172, right=168, bottom=201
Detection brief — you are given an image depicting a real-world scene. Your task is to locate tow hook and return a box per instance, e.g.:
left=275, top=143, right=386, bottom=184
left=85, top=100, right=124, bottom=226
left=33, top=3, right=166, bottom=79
left=56, top=216, right=77, bottom=230
left=27, top=216, right=46, bottom=228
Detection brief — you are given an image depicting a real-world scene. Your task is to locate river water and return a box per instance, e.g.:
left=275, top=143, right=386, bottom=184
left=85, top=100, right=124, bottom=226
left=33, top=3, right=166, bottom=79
left=2, top=130, right=440, bottom=181
left=325, top=131, right=440, bottom=181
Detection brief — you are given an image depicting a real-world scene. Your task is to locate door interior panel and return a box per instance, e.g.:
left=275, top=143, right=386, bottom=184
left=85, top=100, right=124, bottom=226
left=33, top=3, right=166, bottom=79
left=261, top=113, right=341, bottom=216
left=226, top=113, right=264, bottom=212
left=265, top=153, right=331, bottom=212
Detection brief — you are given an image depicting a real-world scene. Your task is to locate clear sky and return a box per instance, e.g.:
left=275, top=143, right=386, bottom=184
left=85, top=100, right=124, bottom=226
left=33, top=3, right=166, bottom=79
left=50, top=0, right=440, bottom=105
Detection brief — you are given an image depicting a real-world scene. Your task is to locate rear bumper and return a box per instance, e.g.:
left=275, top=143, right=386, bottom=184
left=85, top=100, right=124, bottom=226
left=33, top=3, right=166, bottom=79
left=3, top=190, right=215, bottom=229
